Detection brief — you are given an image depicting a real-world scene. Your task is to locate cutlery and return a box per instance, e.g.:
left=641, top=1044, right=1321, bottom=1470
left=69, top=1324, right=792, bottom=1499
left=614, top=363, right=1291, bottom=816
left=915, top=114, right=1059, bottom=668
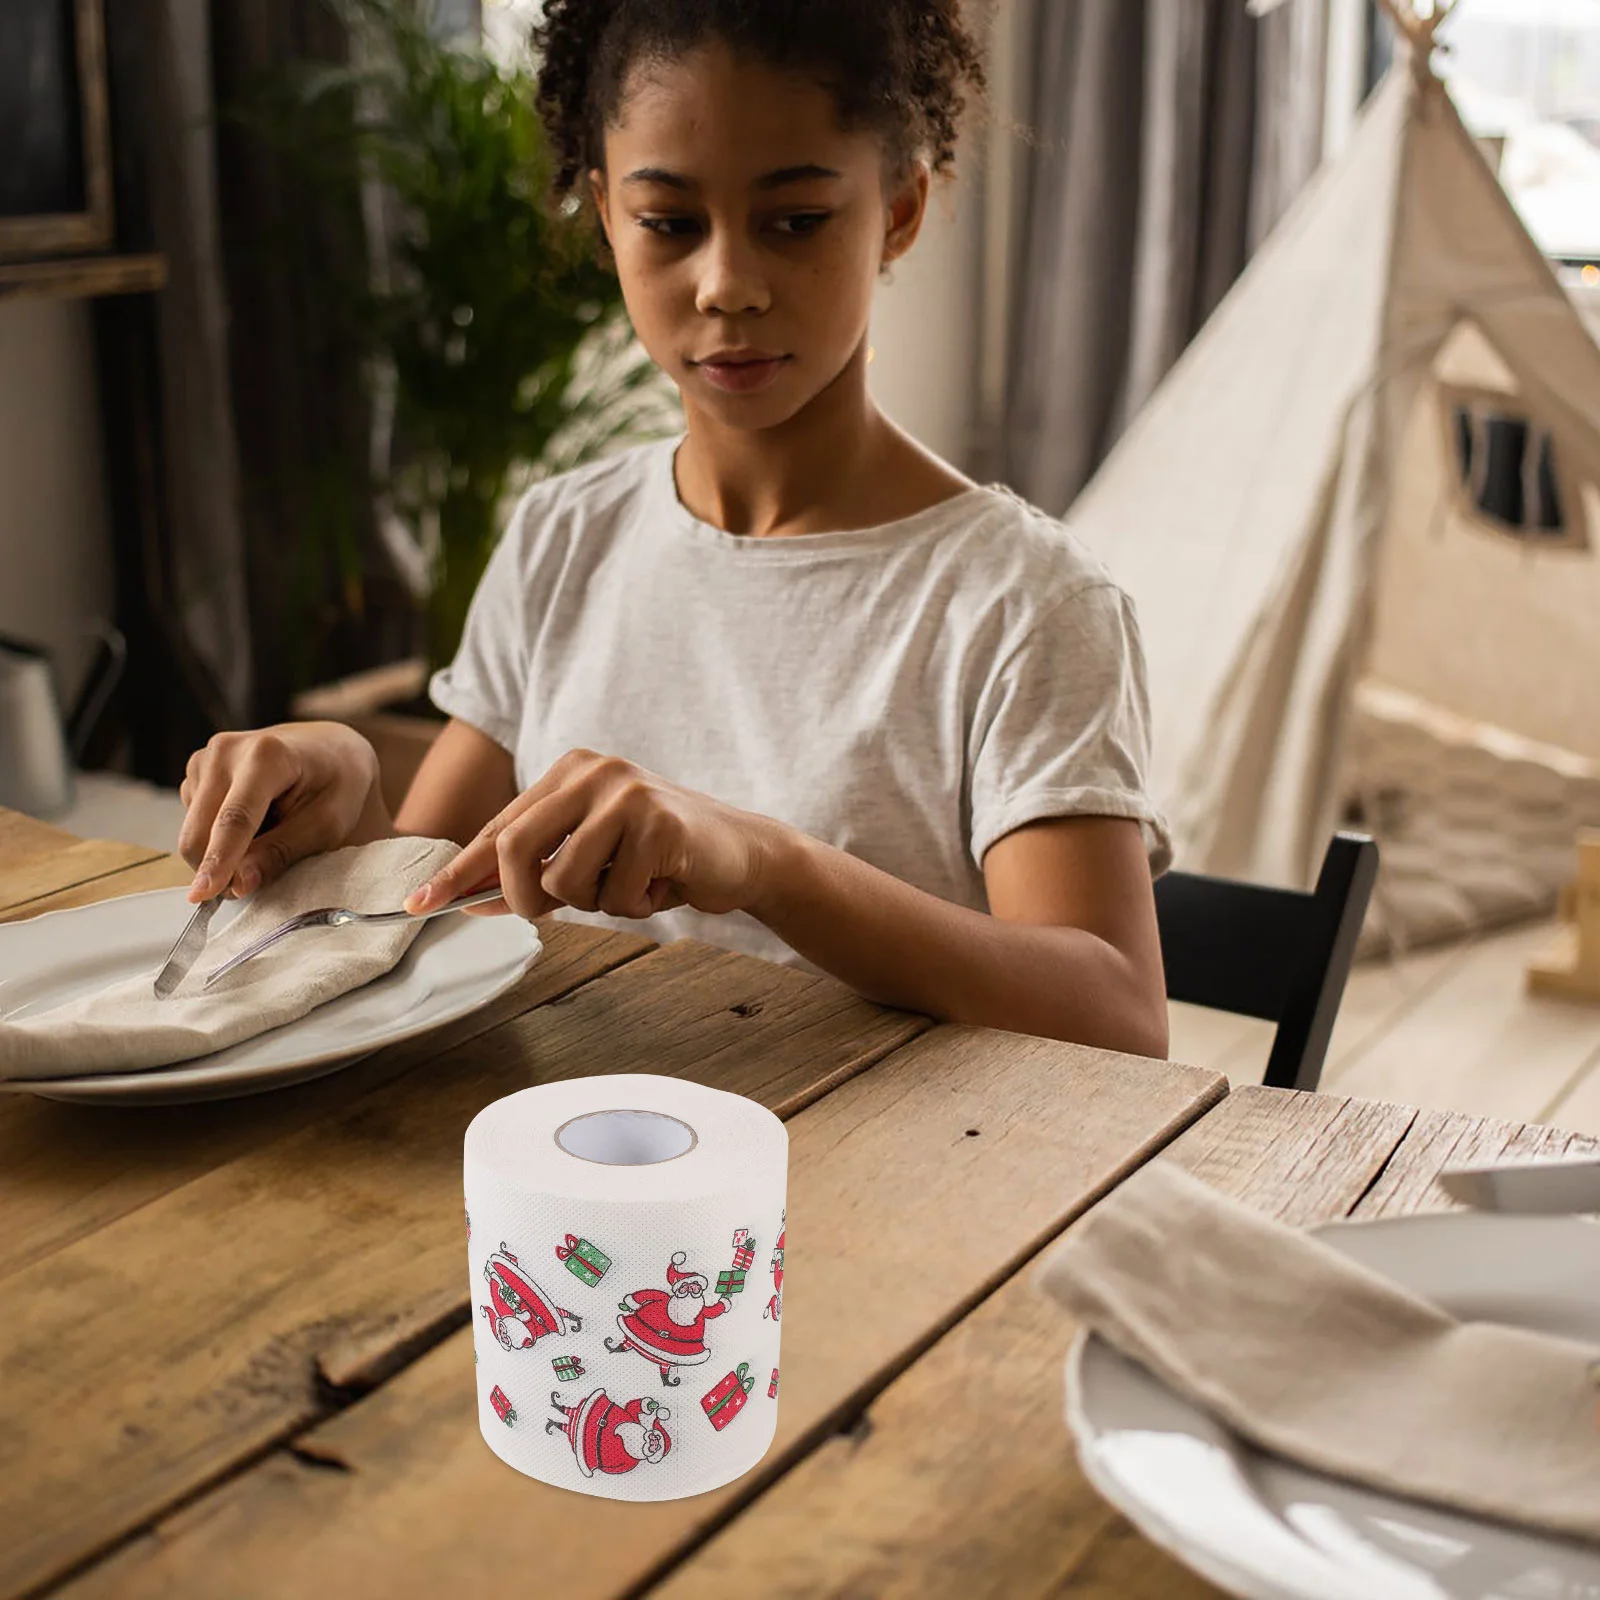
left=200, top=887, right=506, bottom=990
left=152, top=895, right=225, bottom=998
left=1438, top=1155, right=1600, bottom=1215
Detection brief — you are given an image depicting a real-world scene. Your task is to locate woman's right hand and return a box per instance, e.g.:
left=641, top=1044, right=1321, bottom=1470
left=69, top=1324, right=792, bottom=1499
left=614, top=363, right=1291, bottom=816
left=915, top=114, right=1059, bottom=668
left=176, top=721, right=385, bottom=903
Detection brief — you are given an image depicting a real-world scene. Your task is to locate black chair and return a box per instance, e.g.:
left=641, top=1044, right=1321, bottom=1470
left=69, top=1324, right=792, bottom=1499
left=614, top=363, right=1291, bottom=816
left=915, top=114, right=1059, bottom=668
left=1155, top=832, right=1379, bottom=1094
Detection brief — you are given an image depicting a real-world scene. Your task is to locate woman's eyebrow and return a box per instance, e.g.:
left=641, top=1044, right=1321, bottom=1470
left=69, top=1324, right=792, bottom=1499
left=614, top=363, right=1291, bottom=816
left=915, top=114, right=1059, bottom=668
left=619, top=163, right=844, bottom=191
left=623, top=167, right=693, bottom=190
left=753, top=164, right=843, bottom=189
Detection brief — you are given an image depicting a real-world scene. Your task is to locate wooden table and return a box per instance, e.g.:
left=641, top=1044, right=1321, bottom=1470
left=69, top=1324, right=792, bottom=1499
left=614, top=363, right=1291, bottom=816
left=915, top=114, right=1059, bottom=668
left=3, top=807, right=1595, bottom=1600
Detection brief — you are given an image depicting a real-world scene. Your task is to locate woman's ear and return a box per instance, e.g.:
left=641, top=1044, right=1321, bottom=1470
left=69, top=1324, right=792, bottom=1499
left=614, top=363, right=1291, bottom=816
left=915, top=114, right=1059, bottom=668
left=880, top=160, right=931, bottom=268
left=588, top=168, right=613, bottom=249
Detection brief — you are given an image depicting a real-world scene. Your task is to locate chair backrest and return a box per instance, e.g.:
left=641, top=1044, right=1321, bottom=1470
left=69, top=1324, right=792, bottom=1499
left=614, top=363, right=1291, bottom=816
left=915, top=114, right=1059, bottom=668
left=1154, top=833, right=1379, bottom=1093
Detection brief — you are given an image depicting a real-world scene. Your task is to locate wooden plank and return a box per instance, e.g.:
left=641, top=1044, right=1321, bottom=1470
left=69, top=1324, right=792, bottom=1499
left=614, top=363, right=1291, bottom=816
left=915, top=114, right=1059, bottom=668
left=0, top=919, right=653, bottom=1279
left=1352, top=1106, right=1600, bottom=1220
left=52, top=1031, right=1226, bottom=1600
left=0, top=938, right=940, bottom=1600
left=0, top=252, right=168, bottom=304
left=0, top=835, right=165, bottom=917
left=0, top=853, right=192, bottom=923
left=1326, top=921, right=1600, bottom=1124
left=0, top=806, right=75, bottom=860
left=632, top=1088, right=1586, bottom=1600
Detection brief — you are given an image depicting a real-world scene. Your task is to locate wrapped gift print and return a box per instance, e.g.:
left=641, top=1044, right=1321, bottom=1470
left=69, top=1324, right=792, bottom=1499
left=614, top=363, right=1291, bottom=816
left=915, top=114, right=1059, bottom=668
left=555, top=1233, right=611, bottom=1288
left=490, top=1385, right=517, bottom=1426
left=716, top=1268, right=746, bottom=1297
left=701, top=1363, right=755, bottom=1431
left=768, top=1367, right=779, bottom=1399
left=731, top=1226, right=756, bottom=1272
left=553, top=1354, right=587, bottom=1382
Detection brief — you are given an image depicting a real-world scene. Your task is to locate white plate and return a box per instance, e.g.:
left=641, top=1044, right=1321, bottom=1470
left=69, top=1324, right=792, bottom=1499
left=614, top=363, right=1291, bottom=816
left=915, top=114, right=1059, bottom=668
left=1066, top=1212, right=1600, bottom=1600
left=0, top=887, right=541, bottom=1104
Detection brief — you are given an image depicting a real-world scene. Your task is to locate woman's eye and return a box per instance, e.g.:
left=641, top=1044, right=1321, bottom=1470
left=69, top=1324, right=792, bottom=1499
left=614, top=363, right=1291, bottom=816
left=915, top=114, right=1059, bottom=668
left=772, top=212, right=830, bottom=238
left=638, top=215, right=701, bottom=239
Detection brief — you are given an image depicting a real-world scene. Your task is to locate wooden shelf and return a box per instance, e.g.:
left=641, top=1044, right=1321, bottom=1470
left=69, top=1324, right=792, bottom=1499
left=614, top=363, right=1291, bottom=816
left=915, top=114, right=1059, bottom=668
left=0, top=252, right=167, bottom=305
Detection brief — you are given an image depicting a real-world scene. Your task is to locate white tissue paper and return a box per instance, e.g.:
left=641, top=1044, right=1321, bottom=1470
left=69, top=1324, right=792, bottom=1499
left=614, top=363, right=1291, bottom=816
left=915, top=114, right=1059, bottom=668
left=463, top=1073, right=788, bottom=1501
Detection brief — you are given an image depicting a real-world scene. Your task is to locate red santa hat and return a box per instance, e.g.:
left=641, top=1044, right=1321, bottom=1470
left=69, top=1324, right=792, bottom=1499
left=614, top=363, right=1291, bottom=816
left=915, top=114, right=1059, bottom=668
left=665, top=1252, right=706, bottom=1292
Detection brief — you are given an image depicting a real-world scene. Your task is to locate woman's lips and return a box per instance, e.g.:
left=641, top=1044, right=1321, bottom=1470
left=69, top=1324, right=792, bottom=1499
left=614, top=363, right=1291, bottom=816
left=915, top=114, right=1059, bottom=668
left=694, top=355, right=789, bottom=394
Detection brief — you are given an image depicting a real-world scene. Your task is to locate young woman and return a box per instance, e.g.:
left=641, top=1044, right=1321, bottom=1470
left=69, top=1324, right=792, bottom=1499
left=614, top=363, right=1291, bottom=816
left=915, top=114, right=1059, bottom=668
left=177, top=0, right=1172, bottom=1056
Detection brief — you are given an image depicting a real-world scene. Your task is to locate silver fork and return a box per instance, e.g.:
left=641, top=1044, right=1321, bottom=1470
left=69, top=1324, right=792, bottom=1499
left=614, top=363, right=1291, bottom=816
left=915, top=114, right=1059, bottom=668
left=200, top=887, right=506, bottom=990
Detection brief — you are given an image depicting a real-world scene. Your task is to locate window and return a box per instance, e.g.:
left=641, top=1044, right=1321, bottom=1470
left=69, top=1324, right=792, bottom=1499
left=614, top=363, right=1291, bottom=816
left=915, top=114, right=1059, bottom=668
left=1448, top=393, right=1583, bottom=545
left=1434, top=0, right=1600, bottom=277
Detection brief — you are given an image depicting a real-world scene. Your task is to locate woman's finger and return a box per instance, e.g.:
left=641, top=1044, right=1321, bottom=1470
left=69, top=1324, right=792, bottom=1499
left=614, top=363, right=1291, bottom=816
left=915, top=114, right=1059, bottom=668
left=405, top=785, right=549, bottom=913
left=595, top=823, right=663, bottom=920
left=190, top=749, right=286, bottom=898
left=232, top=802, right=338, bottom=895
left=408, top=758, right=602, bottom=913
left=539, top=807, right=630, bottom=913
left=493, top=789, right=597, bottom=916
left=176, top=764, right=233, bottom=876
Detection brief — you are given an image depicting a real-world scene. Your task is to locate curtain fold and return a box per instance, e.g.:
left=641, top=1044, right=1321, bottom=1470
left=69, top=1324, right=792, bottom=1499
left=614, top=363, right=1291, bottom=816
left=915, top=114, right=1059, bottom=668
left=1002, top=0, right=1333, bottom=515
left=92, top=0, right=253, bottom=782
left=211, top=1, right=405, bottom=725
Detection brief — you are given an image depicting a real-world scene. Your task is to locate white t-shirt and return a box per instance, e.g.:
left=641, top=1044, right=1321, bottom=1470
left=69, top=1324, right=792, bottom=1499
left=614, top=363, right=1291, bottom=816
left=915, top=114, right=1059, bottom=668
left=430, top=438, right=1170, bottom=969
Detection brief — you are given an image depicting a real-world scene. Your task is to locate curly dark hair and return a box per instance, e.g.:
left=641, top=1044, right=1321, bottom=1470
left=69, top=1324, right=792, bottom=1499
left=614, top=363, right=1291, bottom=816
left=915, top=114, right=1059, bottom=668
left=531, top=0, right=987, bottom=197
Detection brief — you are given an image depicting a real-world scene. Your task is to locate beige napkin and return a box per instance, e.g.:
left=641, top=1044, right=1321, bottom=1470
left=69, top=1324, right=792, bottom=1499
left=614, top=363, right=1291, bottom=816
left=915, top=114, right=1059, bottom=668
left=1036, top=1160, right=1600, bottom=1544
left=0, top=836, right=460, bottom=1081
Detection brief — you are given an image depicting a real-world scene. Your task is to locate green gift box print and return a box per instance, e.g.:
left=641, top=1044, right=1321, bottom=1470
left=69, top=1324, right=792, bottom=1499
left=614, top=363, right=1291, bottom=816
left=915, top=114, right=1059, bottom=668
left=555, top=1233, right=611, bottom=1287
left=716, top=1268, right=746, bottom=1296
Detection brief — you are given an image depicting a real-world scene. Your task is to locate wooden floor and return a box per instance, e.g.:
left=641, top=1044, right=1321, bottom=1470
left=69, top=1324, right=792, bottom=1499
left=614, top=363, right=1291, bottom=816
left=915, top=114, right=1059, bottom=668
left=1170, top=916, right=1600, bottom=1134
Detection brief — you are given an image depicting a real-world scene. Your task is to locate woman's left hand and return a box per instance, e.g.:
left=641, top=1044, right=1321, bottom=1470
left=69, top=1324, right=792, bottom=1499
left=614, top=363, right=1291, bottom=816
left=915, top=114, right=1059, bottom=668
left=402, top=749, right=784, bottom=922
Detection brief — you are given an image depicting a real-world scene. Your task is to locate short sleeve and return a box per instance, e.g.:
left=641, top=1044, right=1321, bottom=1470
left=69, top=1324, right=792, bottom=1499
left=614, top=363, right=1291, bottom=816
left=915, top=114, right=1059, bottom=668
left=427, top=499, right=531, bottom=753
left=968, top=581, right=1172, bottom=875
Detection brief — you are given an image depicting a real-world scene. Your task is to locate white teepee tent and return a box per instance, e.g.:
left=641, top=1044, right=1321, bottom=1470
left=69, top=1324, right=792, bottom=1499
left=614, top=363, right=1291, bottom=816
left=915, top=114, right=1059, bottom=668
left=1071, top=2, right=1600, bottom=948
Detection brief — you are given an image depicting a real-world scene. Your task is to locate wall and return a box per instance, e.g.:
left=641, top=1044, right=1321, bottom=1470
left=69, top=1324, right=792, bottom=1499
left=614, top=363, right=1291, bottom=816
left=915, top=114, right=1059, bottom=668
left=867, top=157, right=985, bottom=472
left=866, top=0, right=1035, bottom=475
left=0, top=297, right=114, bottom=707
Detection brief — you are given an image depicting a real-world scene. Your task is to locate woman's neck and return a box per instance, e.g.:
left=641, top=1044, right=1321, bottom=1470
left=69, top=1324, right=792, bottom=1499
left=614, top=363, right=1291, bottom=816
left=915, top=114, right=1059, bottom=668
left=673, top=341, right=971, bottom=537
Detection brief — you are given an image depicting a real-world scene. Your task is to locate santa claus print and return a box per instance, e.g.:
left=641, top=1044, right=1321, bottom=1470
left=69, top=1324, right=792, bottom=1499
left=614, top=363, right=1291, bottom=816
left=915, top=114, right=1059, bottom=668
left=479, top=1242, right=583, bottom=1353
left=545, top=1387, right=672, bottom=1476
left=771, top=1210, right=785, bottom=1293
left=604, top=1251, right=731, bottom=1386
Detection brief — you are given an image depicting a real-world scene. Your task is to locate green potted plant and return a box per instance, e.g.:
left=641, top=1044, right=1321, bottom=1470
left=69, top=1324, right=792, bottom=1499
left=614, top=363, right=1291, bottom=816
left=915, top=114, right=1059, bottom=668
left=250, top=0, right=673, bottom=797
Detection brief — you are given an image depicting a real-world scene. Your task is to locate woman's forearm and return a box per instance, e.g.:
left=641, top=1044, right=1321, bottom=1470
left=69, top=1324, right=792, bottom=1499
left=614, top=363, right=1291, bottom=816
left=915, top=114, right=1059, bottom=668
left=748, top=827, right=1169, bottom=1058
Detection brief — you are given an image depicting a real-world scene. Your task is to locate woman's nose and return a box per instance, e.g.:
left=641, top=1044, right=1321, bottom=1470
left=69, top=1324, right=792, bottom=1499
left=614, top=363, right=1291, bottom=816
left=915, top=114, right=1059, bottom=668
left=694, top=230, right=771, bottom=318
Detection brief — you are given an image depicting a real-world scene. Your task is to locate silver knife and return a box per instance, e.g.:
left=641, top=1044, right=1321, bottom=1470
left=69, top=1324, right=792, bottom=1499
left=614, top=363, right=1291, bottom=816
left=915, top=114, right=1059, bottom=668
left=1438, top=1155, right=1600, bottom=1215
left=152, top=894, right=225, bottom=998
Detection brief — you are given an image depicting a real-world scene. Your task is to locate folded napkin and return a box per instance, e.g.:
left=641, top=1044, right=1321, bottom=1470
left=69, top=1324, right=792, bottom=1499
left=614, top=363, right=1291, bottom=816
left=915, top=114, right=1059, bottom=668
left=0, top=836, right=460, bottom=1081
left=1036, top=1160, right=1600, bottom=1544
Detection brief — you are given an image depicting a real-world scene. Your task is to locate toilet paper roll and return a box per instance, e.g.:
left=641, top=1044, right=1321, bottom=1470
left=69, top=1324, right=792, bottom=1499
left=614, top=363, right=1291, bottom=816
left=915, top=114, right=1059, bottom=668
left=464, top=1073, right=788, bottom=1501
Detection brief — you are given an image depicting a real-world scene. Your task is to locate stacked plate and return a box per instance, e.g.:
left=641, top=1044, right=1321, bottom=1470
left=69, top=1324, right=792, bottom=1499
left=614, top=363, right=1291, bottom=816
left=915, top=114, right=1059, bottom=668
left=1066, top=1210, right=1600, bottom=1599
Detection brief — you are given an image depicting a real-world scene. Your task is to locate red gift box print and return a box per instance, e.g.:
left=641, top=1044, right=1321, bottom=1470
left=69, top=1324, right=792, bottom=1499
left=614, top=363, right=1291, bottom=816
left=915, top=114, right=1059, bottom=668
left=701, top=1362, right=755, bottom=1431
